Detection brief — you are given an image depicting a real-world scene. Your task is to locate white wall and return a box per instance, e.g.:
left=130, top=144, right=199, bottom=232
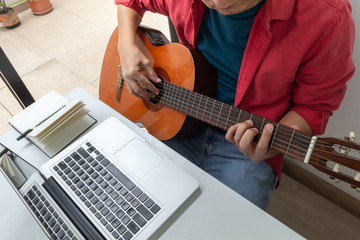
left=289, top=0, right=360, bottom=200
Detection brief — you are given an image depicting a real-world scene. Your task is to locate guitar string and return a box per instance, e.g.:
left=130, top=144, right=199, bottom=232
left=161, top=81, right=313, bottom=146
left=160, top=81, right=353, bottom=150
left=160, top=82, right=359, bottom=163
left=119, top=82, right=326, bottom=154
left=160, top=82, right=314, bottom=157
left=117, top=83, right=358, bottom=166
left=119, top=82, right=331, bottom=150
left=161, top=83, right=360, bottom=171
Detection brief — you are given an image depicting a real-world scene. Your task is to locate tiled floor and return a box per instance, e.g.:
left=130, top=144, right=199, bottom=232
left=1, top=1, right=360, bottom=239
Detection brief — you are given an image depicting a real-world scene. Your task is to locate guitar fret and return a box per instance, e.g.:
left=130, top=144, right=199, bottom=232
left=189, top=90, right=195, bottom=116
left=285, top=129, right=296, bottom=156
left=179, top=85, right=186, bottom=112
left=166, top=82, right=173, bottom=107
left=202, top=98, right=209, bottom=122
left=209, top=100, right=215, bottom=125
left=257, top=118, right=266, bottom=142
left=181, top=86, right=189, bottom=114
left=194, top=93, right=199, bottom=117
left=225, top=106, right=232, bottom=129
left=237, top=109, right=242, bottom=123
left=197, top=94, right=203, bottom=119
left=172, top=84, right=179, bottom=110
left=216, top=103, right=224, bottom=127
left=270, top=123, right=280, bottom=149
left=177, top=85, right=183, bottom=111
left=197, top=94, right=203, bottom=118
left=160, top=82, right=168, bottom=104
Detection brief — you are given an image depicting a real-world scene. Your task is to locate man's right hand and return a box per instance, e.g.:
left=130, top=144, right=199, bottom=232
left=118, top=45, right=161, bottom=99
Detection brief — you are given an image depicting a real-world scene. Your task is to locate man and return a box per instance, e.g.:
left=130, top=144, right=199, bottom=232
left=115, top=0, right=355, bottom=210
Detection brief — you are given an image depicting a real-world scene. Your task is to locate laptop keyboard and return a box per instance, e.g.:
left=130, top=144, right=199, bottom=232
left=23, top=184, right=79, bottom=240
left=53, top=141, right=161, bottom=240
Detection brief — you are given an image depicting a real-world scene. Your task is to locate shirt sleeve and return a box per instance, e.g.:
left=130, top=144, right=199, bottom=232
left=291, top=3, right=355, bottom=135
left=114, top=0, right=169, bottom=17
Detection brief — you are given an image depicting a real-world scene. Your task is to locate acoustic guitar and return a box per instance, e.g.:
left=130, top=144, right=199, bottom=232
left=100, top=26, right=360, bottom=188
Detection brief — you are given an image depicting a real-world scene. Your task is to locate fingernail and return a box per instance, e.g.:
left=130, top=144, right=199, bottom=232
left=266, top=124, right=274, bottom=132
left=246, top=120, right=253, bottom=125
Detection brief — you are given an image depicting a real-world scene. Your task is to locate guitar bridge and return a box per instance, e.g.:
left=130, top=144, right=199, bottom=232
left=115, top=66, right=124, bottom=103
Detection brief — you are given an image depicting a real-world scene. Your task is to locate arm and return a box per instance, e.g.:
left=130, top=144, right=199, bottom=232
left=225, top=110, right=312, bottom=162
left=117, top=4, right=160, bottom=99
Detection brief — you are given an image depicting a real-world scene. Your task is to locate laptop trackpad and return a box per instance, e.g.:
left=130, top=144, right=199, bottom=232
left=113, top=138, right=162, bottom=179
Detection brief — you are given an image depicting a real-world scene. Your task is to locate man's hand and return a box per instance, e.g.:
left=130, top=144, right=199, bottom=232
left=225, top=120, right=279, bottom=162
left=119, top=46, right=161, bottom=99
left=225, top=111, right=310, bottom=162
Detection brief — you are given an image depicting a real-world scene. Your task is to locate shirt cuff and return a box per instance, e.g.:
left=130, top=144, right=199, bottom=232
left=114, top=0, right=146, bottom=17
left=291, top=106, right=331, bottom=135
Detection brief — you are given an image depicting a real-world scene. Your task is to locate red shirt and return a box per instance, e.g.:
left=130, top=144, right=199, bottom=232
left=115, top=0, right=355, bottom=178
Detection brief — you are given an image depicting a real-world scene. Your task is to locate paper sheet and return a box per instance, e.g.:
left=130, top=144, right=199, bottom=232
left=0, top=153, right=26, bottom=188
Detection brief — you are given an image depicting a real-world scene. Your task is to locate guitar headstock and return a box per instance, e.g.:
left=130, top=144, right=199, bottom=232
left=310, top=132, right=360, bottom=190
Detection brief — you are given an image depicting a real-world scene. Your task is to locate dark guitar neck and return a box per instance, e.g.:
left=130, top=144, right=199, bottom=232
left=153, top=80, right=316, bottom=162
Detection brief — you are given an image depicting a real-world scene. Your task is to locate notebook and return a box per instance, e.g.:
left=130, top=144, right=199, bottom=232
left=8, top=90, right=96, bottom=157
left=16, top=117, right=199, bottom=239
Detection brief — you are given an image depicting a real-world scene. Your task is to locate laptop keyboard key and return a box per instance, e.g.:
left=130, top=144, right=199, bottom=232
left=133, top=213, right=146, bottom=227
left=150, top=204, right=161, bottom=214
left=71, top=152, right=81, bottom=161
left=117, top=225, right=126, bottom=235
left=106, top=164, right=135, bottom=190
left=144, top=198, right=154, bottom=208
left=128, top=221, right=140, bottom=235
left=137, top=204, right=153, bottom=220
left=77, top=147, right=89, bottom=159
left=123, top=231, right=133, bottom=240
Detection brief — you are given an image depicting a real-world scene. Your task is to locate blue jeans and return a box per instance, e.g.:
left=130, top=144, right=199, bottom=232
left=164, top=126, right=276, bottom=210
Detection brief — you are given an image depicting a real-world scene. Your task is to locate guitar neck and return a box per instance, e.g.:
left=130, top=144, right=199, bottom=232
left=158, top=81, right=315, bottom=161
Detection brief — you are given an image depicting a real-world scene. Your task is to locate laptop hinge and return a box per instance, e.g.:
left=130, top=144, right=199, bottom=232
left=43, top=177, right=105, bottom=240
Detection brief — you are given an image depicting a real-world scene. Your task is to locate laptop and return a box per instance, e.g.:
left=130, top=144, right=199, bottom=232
left=15, top=117, right=199, bottom=240
left=0, top=169, right=49, bottom=240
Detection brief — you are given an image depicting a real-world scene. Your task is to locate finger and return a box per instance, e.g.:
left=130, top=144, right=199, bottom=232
left=135, top=71, right=160, bottom=96
left=233, top=120, right=254, bottom=145
left=238, top=126, right=259, bottom=156
left=143, top=64, right=161, bottom=83
left=252, top=123, right=274, bottom=161
left=126, top=74, right=156, bottom=99
left=225, top=123, right=240, bottom=143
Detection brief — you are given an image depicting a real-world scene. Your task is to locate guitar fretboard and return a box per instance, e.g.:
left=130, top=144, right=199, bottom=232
left=157, top=81, right=313, bottom=159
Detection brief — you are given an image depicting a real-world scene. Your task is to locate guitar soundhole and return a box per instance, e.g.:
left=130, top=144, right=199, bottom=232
left=143, top=67, right=169, bottom=112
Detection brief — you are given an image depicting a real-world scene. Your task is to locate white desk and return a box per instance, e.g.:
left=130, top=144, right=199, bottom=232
left=0, top=88, right=304, bottom=240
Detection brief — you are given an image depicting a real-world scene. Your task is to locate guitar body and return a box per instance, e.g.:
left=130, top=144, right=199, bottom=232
left=100, top=27, right=217, bottom=140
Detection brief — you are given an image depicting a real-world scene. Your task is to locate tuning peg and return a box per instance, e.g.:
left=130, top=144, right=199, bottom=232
left=349, top=132, right=356, bottom=143
left=330, top=163, right=341, bottom=183
left=351, top=172, right=360, bottom=192
left=332, top=132, right=356, bottom=183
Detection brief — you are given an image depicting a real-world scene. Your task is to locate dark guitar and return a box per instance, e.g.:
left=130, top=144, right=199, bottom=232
left=100, top=26, right=360, bottom=188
